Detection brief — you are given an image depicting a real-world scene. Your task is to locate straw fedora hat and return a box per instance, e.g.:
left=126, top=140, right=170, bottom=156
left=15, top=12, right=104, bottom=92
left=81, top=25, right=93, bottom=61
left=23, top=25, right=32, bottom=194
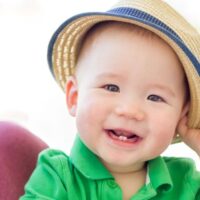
left=47, top=0, right=200, bottom=143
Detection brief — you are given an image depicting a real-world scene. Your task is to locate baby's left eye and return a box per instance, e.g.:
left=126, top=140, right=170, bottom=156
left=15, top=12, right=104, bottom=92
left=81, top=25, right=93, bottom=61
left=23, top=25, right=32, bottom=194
left=103, top=84, right=120, bottom=92
left=147, top=94, right=164, bottom=102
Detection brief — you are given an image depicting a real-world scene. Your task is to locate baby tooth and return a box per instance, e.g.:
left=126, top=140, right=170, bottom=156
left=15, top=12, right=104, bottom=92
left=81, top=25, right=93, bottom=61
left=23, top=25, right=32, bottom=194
left=119, top=135, right=127, bottom=141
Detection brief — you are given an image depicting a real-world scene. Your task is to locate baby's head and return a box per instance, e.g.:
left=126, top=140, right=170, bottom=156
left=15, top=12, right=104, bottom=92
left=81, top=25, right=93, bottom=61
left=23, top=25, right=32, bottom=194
left=48, top=0, right=200, bottom=168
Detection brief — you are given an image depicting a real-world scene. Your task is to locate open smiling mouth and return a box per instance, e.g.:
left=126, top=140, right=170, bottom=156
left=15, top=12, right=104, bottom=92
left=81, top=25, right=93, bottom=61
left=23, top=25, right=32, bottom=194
left=106, top=129, right=142, bottom=143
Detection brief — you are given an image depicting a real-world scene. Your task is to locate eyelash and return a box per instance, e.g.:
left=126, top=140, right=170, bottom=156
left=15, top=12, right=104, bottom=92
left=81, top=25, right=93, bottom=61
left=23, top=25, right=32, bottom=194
left=103, top=84, right=120, bottom=92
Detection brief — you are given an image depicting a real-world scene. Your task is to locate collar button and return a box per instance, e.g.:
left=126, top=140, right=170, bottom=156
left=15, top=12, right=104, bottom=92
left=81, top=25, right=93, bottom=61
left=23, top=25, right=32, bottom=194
left=107, top=180, right=118, bottom=188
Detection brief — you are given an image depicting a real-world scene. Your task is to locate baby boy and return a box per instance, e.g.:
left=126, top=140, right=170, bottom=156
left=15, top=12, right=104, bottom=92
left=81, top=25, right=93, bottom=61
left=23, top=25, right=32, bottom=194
left=21, top=0, right=200, bottom=199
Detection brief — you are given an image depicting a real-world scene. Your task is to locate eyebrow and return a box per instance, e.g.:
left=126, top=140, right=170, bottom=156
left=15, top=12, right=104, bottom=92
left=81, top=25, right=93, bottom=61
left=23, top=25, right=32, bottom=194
left=95, top=72, right=121, bottom=80
left=148, top=84, right=176, bottom=97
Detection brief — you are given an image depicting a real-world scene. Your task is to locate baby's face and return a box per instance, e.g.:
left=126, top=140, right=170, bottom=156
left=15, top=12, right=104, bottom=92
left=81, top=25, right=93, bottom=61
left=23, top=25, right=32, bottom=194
left=67, top=24, right=187, bottom=172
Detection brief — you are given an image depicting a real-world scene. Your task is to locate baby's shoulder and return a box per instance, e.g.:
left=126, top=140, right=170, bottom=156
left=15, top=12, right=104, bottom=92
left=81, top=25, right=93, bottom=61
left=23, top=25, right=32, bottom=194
left=162, top=156, right=200, bottom=183
left=38, top=148, right=69, bottom=163
left=37, top=148, right=73, bottom=176
left=39, top=148, right=68, bottom=157
left=163, top=156, right=197, bottom=169
left=160, top=157, right=200, bottom=199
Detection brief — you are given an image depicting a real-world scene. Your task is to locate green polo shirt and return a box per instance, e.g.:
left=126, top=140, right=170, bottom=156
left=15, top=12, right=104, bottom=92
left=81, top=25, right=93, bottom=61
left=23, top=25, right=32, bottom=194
left=20, top=136, right=200, bottom=200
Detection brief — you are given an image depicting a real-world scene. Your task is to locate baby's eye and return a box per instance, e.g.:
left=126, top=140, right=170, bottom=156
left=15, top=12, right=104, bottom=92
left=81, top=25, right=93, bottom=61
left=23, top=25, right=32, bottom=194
left=147, top=94, right=164, bottom=102
left=103, top=84, right=120, bottom=92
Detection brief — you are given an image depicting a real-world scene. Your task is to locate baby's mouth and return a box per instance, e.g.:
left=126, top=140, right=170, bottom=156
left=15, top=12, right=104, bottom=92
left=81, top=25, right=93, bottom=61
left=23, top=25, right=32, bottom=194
left=106, top=129, right=141, bottom=143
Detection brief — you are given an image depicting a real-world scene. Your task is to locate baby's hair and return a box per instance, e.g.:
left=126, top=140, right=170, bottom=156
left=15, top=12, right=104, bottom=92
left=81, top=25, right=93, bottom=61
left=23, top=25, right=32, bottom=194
left=77, top=21, right=161, bottom=60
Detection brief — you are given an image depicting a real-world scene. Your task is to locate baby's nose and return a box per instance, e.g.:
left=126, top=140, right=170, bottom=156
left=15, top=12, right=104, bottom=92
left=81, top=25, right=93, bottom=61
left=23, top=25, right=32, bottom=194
left=114, top=100, right=145, bottom=121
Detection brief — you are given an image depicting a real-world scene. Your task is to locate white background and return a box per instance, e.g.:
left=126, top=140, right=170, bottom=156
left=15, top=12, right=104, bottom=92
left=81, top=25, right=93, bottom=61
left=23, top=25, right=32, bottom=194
left=0, top=0, right=199, bottom=168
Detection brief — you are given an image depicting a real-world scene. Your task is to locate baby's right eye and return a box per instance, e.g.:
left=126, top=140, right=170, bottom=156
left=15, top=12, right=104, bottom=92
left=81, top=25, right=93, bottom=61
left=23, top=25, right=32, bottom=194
left=103, top=84, right=120, bottom=92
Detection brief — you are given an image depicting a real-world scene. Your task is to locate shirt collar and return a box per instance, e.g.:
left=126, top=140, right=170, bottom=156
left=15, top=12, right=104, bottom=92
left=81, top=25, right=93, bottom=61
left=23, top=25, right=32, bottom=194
left=70, top=135, right=113, bottom=180
left=70, top=135, right=173, bottom=192
left=147, top=156, right=173, bottom=193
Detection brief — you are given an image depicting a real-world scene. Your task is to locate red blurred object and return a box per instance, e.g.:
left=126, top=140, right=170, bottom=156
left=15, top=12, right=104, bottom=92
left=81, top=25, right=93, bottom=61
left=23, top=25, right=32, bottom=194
left=0, top=121, right=48, bottom=200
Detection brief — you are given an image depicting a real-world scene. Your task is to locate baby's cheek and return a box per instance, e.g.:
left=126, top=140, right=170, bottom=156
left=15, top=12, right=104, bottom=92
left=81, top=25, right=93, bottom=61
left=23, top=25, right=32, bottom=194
left=156, top=120, right=177, bottom=143
left=150, top=115, right=178, bottom=142
left=76, top=97, right=101, bottom=130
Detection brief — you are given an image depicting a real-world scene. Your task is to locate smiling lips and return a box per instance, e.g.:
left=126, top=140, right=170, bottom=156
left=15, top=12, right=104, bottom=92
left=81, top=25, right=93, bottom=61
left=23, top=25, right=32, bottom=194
left=107, top=129, right=141, bottom=143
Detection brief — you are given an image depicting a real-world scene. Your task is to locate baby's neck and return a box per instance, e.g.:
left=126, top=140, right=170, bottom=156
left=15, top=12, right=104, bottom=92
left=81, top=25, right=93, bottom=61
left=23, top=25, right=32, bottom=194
left=111, top=164, right=147, bottom=200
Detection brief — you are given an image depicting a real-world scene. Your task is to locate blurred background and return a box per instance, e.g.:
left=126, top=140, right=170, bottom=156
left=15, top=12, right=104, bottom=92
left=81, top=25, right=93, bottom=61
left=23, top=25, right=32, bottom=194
left=0, top=0, right=199, bottom=167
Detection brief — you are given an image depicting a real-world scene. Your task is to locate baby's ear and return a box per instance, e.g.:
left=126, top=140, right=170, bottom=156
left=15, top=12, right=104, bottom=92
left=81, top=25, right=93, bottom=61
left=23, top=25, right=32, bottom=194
left=175, top=102, right=190, bottom=139
left=65, top=76, right=78, bottom=117
left=180, top=101, right=190, bottom=119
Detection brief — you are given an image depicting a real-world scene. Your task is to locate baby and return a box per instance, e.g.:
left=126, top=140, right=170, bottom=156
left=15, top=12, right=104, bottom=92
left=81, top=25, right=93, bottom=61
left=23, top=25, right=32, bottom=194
left=21, top=0, right=200, bottom=199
